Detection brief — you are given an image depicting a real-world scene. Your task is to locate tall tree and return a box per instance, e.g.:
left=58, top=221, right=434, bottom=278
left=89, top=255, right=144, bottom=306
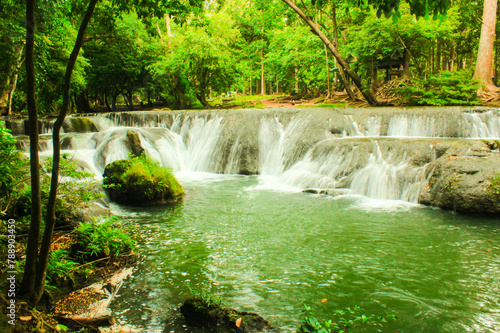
left=21, top=0, right=43, bottom=302
left=473, top=0, right=498, bottom=93
left=281, top=0, right=379, bottom=105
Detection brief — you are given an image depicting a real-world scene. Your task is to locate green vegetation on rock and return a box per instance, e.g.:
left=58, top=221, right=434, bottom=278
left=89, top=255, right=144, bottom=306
left=488, top=173, right=500, bottom=198
left=103, top=153, right=184, bottom=206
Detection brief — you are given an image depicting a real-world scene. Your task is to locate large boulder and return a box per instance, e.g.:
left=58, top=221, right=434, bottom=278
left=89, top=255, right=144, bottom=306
left=419, top=140, right=500, bottom=216
left=180, top=297, right=274, bottom=333
left=102, top=157, right=184, bottom=206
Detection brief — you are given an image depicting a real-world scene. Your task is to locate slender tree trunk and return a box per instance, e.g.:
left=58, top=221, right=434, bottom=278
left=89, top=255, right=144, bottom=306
left=324, top=44, right=331, bottom=98
left=435, top=39, right=441, bottom=73
left=31, top=0, right=99, bottom=306
left=402, top=48, right=411, bottom=78
left=104, top=91, right=111, bottom=111
left=112, top=92, right=119, bottom=111
left=261, top=48, right=265, bottom=95
left=165, top=13, right=172, bottom=49
left=474, top=0, right=498, bottom=92
left=331, top=1, right=356, bottom=101
left=22, top=0, right=43, bottom=304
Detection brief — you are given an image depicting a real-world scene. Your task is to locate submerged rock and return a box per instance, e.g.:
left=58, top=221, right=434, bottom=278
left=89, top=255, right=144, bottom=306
left=102, top=158, right=184, bottom=206
left=180, top=297, right=275, bottom=333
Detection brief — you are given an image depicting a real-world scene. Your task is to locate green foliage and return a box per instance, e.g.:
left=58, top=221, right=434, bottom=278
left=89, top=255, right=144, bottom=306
left=72, top=216, right=135, bottom=260
left=487, top=173, right=500, bottom=198
left=298, top=304, right=396, bottom=333
left=46, top=249, right=79, bottom=285
left=397, top=71, right=481, bottom=106
left=182, top=284, right=224, bottom=308
left=0, top=122, right=27, bottom=214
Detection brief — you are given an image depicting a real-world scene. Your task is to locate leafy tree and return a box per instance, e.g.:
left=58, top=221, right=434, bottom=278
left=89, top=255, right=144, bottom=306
left=85, top=11, right=156, bottom=111
left=0, top=0, right=25, bottom=115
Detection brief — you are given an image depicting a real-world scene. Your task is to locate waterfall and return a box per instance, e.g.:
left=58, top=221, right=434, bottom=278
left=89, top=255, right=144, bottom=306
left=342, top=115, right=381, bottom=137
left=387, top=115, right=442, bottom=137
left=349, top=145, right=428, bottom=202
left=37, top=115, right=225, bottom=177
left=462, top=111, right=500, bottom=138
left=258, top=116, right=311, bottom=176
left=275, top=143, right=357, bottom=190
left=19, top=107, right=499, bottom=205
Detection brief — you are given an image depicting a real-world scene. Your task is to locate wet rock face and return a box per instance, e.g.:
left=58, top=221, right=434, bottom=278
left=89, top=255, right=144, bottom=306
left=63, top=117, right=98, bottom=133
left=419, top=141, right=500, bottom=216
left=180, top=297, right=275, bottom=333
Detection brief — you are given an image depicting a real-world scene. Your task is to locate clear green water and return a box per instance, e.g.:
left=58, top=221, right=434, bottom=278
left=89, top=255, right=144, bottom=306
left=110, top=175, right=500, bottom=332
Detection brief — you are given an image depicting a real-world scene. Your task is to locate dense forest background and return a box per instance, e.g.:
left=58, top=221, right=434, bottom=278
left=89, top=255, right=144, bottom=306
left=0, top=0, right=496, bottom=112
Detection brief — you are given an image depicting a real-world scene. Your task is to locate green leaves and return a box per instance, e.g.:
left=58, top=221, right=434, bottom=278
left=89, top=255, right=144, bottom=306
left=298, top=303, right=396, bottom=333
left=397, top=70, right=481, bottom=106
left=72, top=216, right=136, bottom=260
left=346, top=0, right=451, bottom=20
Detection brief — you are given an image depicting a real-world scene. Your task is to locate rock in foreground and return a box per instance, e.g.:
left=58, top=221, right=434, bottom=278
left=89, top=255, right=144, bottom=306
left=102, top=156, right=184, bottom=206
left=180, top=297, right=275, bottom=333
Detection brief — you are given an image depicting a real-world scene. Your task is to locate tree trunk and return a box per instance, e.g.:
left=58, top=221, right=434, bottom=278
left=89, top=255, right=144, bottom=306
left=331, top=1, right=356, bottom=101
left=104, top=91, right=111, bottom=111
left=261, top=48, right=265, bottom=95
left=285, top=0, right=371, bottom=102
left=435, top=39, right=441, bottom=73
left=31, top=0, right=99, bottom=306
left=324, top=45, right=331, bottom=98
left=22, top=0, right=43, bottom=304
left=75, top=91, right=93, bottom=113
left=474, top=0, right=498, bottom=92
left=1, top=44, right=24, bottom=116
left=112, top=92, right=119, bottom=111
left=402, top=48, right=411, bottom=78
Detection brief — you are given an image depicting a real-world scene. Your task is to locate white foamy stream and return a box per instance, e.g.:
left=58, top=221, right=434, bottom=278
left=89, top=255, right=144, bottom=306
left=32, top=109, right=500, bottom=207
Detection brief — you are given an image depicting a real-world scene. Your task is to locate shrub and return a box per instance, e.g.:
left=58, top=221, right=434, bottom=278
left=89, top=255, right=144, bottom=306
left=397, top=70, right=481, bottom=106
left=46, top=249, right=79, bottom=285
left=71, top=216, right=136, bottom=261
left=0, top=121, right=26, bottom=214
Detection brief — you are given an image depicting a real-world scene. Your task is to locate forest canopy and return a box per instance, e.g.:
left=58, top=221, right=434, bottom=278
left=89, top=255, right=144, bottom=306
left=0, top=0, right=494, bottom=113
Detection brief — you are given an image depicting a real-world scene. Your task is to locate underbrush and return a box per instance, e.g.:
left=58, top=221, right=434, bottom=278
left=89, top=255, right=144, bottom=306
left=396, top=70, right=481, bottom=106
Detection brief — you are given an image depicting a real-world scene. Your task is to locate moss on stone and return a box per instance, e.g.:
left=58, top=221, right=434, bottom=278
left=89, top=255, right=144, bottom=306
left=66, top=117, right=98, bottom=133
left=102, top=154, right=183, bottom=206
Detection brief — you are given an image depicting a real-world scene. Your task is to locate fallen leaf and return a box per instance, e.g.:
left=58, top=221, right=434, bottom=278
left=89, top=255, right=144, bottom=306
left=19, top=316, right=32, bottom=321
left=236, top=317, right=242, bottom=327
left=321, top=299, right=328, bottom=303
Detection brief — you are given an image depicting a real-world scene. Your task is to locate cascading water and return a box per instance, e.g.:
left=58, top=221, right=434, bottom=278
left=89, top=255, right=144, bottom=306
left=258, top=116, right=312, bottom=176
left=387, top=115, right=442, bottom=137
left=462, top=110, right=500, bottom=138
left=349, top=145, right=428, bottom=202
left=38, top=114, right=226, bottom=178
left=342, top=115, right=382, bottom=137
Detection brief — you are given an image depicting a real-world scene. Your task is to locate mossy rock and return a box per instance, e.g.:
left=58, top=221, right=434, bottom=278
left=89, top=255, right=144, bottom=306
left=180, top=297, right=274, bottom=333
left=102, top=158, right=184, bottom=206
left=63, top=117, right=98, bottom=133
